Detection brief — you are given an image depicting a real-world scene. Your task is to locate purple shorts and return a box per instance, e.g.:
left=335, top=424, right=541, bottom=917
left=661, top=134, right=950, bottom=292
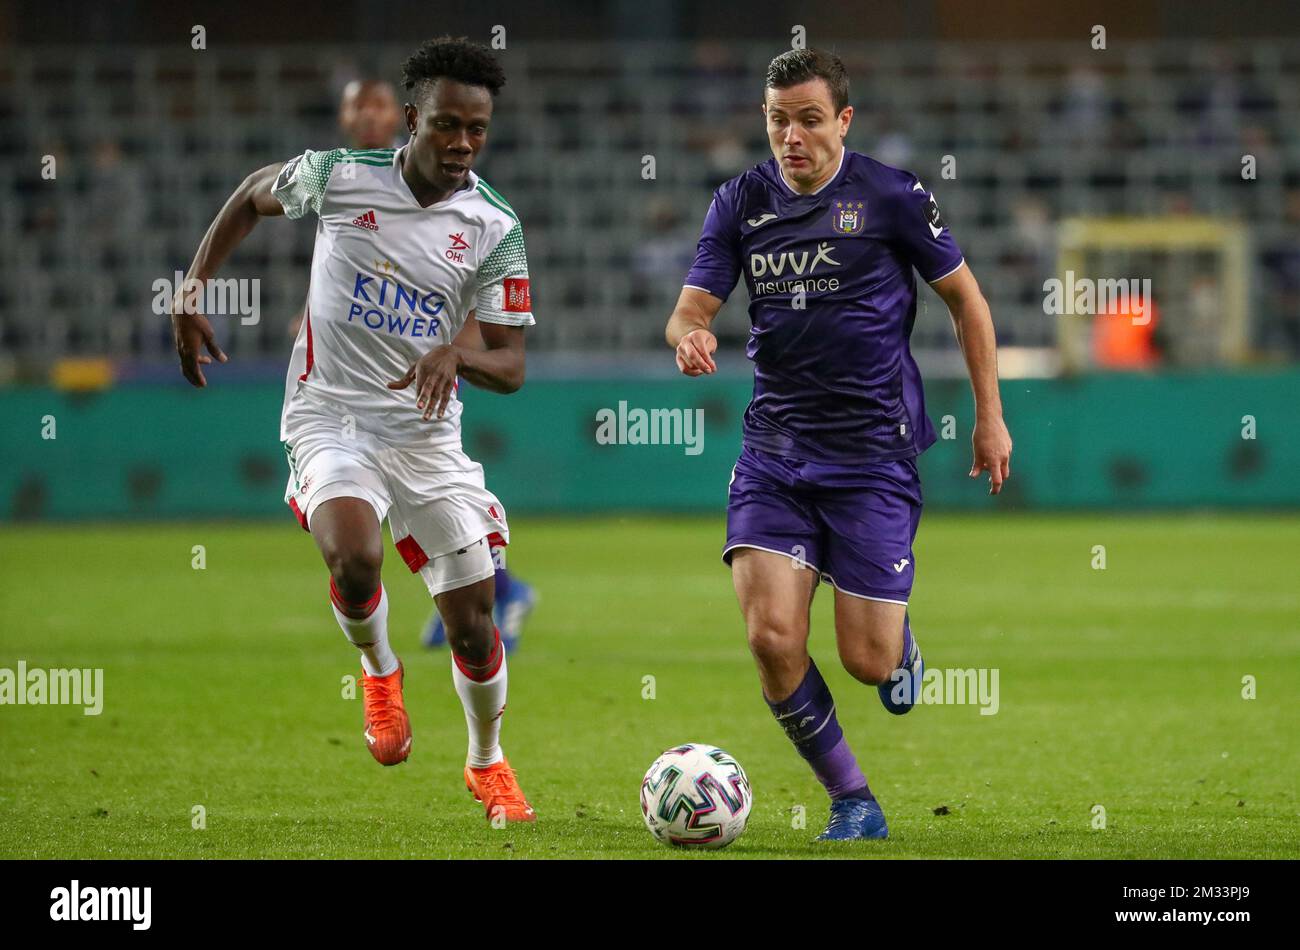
left=723, top=444, right=923, bottom=604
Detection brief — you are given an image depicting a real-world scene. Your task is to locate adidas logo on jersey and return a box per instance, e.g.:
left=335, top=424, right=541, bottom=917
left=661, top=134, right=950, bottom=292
left=351, top=210, right=380, bottom=232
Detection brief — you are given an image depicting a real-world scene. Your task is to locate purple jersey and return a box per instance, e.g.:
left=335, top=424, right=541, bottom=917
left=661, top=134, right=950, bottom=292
left=684, top=149, right=964, bottom=463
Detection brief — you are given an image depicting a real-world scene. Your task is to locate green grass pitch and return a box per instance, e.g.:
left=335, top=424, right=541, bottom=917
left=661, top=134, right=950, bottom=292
left=1, top=513, right=1297, bottom=859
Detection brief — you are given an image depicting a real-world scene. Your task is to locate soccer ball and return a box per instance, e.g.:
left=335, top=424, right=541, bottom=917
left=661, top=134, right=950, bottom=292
left=640, top=743, right=753, bottom=849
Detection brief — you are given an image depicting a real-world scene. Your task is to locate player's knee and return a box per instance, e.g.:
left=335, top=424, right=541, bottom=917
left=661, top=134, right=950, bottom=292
left=442, top=602, right=495, bottom=660
left=745, top=613, right=803, bottom=668
left=839, top=646, right=895, bottom=686
left=325, top=546, right=383, bottom=604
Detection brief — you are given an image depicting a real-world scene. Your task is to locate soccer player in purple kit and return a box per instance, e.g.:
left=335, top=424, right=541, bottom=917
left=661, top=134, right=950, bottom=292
left=665, top=49, right=1013, bottom=841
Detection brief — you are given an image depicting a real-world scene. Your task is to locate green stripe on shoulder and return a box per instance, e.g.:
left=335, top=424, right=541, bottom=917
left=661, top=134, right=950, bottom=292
left=478, top=179, right=514, bottom=209
left=476, top=182, right=518, bottom=221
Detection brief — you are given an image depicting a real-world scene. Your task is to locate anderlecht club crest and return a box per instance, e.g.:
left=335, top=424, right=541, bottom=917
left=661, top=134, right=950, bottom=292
left=832, top=199, right=866, bottom=234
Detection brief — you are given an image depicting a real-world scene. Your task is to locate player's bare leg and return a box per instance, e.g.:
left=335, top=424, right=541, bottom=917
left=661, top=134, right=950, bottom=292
left=731, top=548, right=886, bottom=839
left=730, top=548, right=816, bottom=701
left=437, top=575, right=535, bottom=822
left=311, top=496, right=411, bottom=765
left=833, top=594, right=924, bottom=715
left=833, top=595, right=906, bottom=684
left=312, top=497, right=384, bottom=606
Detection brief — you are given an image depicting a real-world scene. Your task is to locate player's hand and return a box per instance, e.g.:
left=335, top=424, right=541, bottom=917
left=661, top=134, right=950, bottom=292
left=675, top=328, right=717, bottom=377
left=388, top=344, right=462, bottom=420
left=170, top=287, right=228, bottom=388
left=970, top=415, right=1012, bottom=495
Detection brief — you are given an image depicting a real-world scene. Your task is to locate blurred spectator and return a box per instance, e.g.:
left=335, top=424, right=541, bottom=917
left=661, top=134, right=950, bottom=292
left=86, top=137, right=145, bottom=240
left=288, top=79, right=403, bottom=338
left=1093, top=293, right=1161, bottom=370
left=874, top=125, right=913, bottom=169
left=1260, top=188, right=1300, bottom=357
left=1059, top=63, right=1108, bottom=150
left=630, top=197, right=694, bottom=309
left=337, top=79, right=404, bottom=149
left=1194, top=46, right=1244, bottom=147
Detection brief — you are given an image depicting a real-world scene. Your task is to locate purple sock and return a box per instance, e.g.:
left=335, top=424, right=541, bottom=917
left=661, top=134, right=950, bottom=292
left=765, top=659, right=873, bottom=801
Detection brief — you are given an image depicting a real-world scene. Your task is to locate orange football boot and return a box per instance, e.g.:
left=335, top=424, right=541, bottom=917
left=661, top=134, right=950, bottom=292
left=465, top=757, right=536, bottom=823
left=360, top=661, right=412, bottom=766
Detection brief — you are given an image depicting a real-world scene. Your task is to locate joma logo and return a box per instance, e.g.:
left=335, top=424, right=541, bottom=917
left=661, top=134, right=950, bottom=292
left=750, top=242, right=839, bottom=278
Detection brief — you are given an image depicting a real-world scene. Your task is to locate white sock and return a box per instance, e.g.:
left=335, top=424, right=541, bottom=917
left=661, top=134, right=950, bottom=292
left=330, top=582, right=397, bottom=677
left=452, top=639, right=507, bottom=768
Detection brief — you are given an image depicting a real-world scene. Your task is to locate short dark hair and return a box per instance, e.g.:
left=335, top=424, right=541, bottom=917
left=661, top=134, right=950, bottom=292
left=401, top=36, right=506, bottom=102
left=764, top=48, right=849, bottom=114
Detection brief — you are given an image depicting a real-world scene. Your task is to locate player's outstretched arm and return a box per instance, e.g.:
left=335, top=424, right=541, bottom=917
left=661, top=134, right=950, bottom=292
left=451, top=312, right=487, bottom=351
left=931, top=263, right=1013, bottom=495
left=171, top=163, right=286, bottom=387
left=387, top=321, right=525, bottom=421
left=666, top=287, right=724, bottom=376
left=458, top=321, right=525, bottom=394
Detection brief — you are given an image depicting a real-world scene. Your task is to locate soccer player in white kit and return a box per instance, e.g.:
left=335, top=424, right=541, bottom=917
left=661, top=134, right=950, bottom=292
left=170, top=37, right=537, bottom=823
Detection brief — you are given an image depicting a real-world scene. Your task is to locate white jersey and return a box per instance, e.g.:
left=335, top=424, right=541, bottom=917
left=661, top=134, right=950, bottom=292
left=272, top=145, right=533, bottom=451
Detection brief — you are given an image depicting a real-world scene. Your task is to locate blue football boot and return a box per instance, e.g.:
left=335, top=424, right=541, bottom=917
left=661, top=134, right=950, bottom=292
left=421, top=578, right=537, bottom=653
left=816, top=797, right=889, bottom=841
left=420, top=609, right=447, bottom=649
left=878, top=624, right=923, bottom=715
left=495, top=578, right=537, bottom=654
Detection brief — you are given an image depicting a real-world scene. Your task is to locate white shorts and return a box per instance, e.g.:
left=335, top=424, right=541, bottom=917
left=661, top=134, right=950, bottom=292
left=283, top=416, right=508, bottom=597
